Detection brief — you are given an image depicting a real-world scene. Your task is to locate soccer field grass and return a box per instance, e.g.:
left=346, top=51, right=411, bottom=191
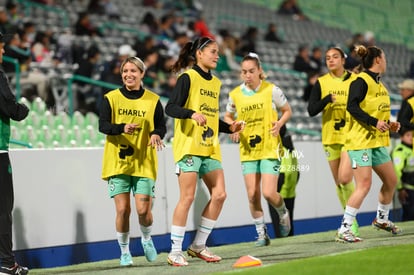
left=30, top=221, right=414, bottom=274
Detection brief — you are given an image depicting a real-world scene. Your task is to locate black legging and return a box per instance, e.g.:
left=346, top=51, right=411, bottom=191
left=0, top=153, right=15, bottom=266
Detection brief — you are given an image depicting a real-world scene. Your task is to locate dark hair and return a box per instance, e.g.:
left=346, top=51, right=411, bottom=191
left=171, top=36, right=215, bottom=73
left=353, top=45, right=383, bottom=69
left=326, top=47, right=346, bottom=59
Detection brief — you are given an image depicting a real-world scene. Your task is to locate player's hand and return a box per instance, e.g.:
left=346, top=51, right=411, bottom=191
left=376, top=120, right=390, bottom=133
left=389, top=121, right=400, bottom=133
left=192, top=112, right=207, bottom=126
left=124, top=123, right=138, bottom=134
left=270, top=121, right=281, bottom=137
left=230, top=120, right=245, bottom=133
left=148, top=134, right=165, bottom=151
left=229, top=132, right=240, bottom=143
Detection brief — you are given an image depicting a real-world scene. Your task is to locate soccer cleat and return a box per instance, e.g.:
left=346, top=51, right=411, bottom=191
left=335, top=229, right=363, bottom=243
left=279, top=210, right=291, bottom=237
left=372, top=218, right=402, bottom=235
left=187, top=244, right=222, bottom=262
left=0, top=263, right=29, bottom=275
left=351, top=220, right=360, bottom=237
left=255, top=227, right=271, bottom=247
left=167, top=251, right=188, bottom=267
left=141, top=238, right=157, bottom=262
left=120, top=252, right=133, bottom=266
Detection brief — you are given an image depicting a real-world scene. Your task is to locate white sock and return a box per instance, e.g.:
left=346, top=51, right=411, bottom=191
left=193, top=216, right=216, bottom=247
left=140, top=225, right=152, bottom=241
left=339, top=206, right=358, bottom=234
left=377, top=202, right=392, bottom=222
left=117, top=232, right=130, bottom=254
left=253, top=216, right=266, bottom=236
left=170, top=225, right=186, bottom=252
left=274, top=201, right=288, bottom=217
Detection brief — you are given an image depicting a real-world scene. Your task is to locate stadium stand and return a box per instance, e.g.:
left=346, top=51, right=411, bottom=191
left=2, top=0, right=413, bottom=148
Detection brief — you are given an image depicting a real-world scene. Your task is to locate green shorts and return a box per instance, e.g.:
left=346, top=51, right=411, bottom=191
left=176, top=155, right=222, bottom=177
left=241, top=159, right=281, bottom=175
left=108, top=174, right=155, bottom=198
left=323, top=144, right=344, bottom=161
left=348, top=147, right=391, bottom=168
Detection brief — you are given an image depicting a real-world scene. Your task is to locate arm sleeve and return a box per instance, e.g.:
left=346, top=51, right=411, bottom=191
left=219, top=119, right=232, bottom=133
left=150, top=100, right=167, bottom=139
left=0, top=72, right=29, bottom=121
left=307, top=80, right=332, bottom=117
left=98, top=96, right=125, bottom=135
left=165, top=73, right=195, bottom=119
left=347, top=78, right=378, bottom=127
left=397, top=100, right=414, bottom=130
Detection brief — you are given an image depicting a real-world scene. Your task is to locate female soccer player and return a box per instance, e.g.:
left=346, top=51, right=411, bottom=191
left=224, top=52, right=292, bottom=246
left=165, top=36, right=244, bottom=266
left=99, top=56, right=166, bottom=266
left=336, top=45, right=402, bottom=243
left=307, top=47, right=359, bottom=236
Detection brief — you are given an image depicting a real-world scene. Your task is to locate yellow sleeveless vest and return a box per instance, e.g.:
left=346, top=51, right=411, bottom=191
left=172, top=69, right=222, bottom=162
left=346, top=72, right=390, bottom=150
left=319, top=72, right=357, bottom=145
left=101, top=89, right=159, bottom=180
left=229, top=81, right=282, bottom=161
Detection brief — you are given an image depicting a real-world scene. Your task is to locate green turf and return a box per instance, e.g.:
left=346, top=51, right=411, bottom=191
left=30, top=221, right=414, bottom=274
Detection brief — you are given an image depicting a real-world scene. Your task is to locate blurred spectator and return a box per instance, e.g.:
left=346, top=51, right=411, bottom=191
left=166, top=32, right=189, bottom=60
left=216, top=29, right=240, bottom=72
left=21, top=21, right=36, bottom=46
left=363, top=31, right=375, bottom=47
left=193, top=12, right=215, bottom=39
left=158, top=13, right=176, bottom=40
left=142, top=0, right=163, bottom=8
left=293, top=44, right=315, bottom=74
left=3, top=32, right=31, bottom=83
left=134, top=35, right=157, bottom=60
left=157, top=55, right=175, bottom=96
left=142, top=49, right=159, bottom=88
left=4, top=31, right=51, bottom=102
left=31, top=30, right=53, bottom=65
left=100, top=44, right=135, bottom=86
left=344, top=44, right=361, bottom=73
left=345, top=32, right=364, bottom=52
left=6, top=2, right=23, bottom=29
left=398, top=79, right=414, bottom=101
left=87, top=0, right=106, bottom=14
left=264, top=23, right=283, bottom=43
left=159, top=72, right=176, bottom=98
left=140, top=11, right=159, bottom=35
left=310, top=46, right=323, bottom=73
left=74, top=12, right=102, bottom=37
left=54, top=28, right=74, bottom=64
left=408, top=60, right=414, bottom=78
left=102, top=0, right=120, bottom=20
left=236, top=26, right=258, bottom=56
left=277, top=0, right=309, bottom=21
left=74, top=45, right=102, bottom=114
left=302, top=71, right=319, bottom=102
left=0, top=6, right=15, bottom=34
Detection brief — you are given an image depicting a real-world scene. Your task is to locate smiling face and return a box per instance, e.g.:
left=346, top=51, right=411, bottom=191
left=196, top=41, right=219, bottom=72
left=121, top=61, right=144, bottom=91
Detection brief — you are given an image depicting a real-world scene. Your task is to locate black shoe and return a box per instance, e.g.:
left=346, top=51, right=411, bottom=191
left=0, top=263, right=29, bottom=274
